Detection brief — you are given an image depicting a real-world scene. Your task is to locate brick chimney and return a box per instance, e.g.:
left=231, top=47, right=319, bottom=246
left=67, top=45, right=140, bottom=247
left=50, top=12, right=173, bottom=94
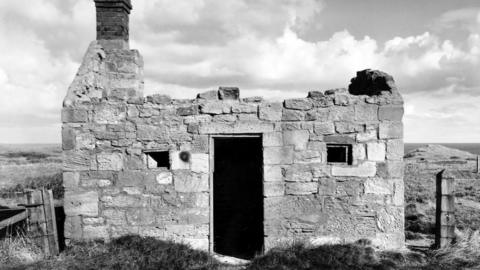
left=94, top=0, right=132, bottom=49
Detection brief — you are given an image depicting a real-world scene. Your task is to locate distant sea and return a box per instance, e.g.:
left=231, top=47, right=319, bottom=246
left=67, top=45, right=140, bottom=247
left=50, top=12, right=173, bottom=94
left=405, top=143, right=480, bottom=155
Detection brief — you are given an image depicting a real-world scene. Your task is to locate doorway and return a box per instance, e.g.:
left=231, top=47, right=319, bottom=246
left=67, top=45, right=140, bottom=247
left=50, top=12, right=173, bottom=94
left=212, top=136, right=264, bottom=259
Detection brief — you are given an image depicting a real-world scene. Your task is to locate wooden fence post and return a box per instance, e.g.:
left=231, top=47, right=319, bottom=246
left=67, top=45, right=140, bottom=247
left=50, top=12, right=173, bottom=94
left=435, top=170, right=456, bottom=248
left=43, top=188, right=59, bottom=255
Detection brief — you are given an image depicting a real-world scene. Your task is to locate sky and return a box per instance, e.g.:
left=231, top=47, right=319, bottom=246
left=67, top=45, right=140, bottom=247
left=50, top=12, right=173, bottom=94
left=0, top=0, right=479, bottom=143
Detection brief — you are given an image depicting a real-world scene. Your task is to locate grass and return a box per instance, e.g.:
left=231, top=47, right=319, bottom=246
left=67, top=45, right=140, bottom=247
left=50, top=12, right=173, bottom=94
left=26, top=235, right=225, bottom=270
left=0, top=172, right=64, bottom=200
left=0, top=228, right=45, bottom=268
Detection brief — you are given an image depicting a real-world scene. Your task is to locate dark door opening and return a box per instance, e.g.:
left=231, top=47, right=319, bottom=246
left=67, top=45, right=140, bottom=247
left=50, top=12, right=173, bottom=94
left=213, top=136, right=264, bottom=259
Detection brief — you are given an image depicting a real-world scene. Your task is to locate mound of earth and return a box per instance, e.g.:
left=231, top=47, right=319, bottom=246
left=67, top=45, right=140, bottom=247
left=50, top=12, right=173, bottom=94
left=404, top=144, right=476, bottom=161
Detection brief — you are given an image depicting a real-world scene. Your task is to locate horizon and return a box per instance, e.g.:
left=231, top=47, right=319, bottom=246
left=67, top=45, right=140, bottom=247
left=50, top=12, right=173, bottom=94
left=0, top=0, right=479, bottom=143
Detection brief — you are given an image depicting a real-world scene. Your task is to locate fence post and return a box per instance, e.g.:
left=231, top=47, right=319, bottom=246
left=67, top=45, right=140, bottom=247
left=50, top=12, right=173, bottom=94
left=477, top=155, right=479, bottom=174
left=43, top=188, right=59, bottom=255
left=435, top=170, right=456, bottom=248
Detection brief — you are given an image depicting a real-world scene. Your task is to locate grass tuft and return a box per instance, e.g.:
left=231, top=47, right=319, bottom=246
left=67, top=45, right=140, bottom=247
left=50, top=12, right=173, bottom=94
left=432, top=230, right=480, bottom=269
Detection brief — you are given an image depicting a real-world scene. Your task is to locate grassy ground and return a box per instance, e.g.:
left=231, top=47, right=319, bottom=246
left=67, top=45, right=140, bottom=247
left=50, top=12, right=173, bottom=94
left=0, top=144, right=62, bottom=199
left=3, top=234, right=480, bottom=270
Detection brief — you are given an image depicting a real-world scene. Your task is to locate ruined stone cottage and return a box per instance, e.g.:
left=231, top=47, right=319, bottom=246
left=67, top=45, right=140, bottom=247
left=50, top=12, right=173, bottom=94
left=62, top=0, right=405, bottom=259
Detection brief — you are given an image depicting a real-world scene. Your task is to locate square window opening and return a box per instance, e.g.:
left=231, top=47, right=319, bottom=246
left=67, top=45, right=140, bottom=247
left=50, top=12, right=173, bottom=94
left=145, top=151, right=170, bottom=169
left=327, top=144, right=352, bottom=165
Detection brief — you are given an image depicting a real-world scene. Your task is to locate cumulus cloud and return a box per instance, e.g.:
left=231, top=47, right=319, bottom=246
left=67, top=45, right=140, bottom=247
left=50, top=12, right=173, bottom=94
left=0, top=0, right=478, bottom=143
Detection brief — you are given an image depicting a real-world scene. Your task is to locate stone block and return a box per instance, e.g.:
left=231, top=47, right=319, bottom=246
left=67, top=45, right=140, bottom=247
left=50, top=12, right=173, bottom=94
left=156, top=171, right=173, bottom=185
left=62, top=108, right=88, bottom=123
left=379, top=122, right=402, bottom=139
left=263, top=132, right=283, bottom=147
left=264, top=146, right=294, bottom=165
left=294, top=150, right=322, bottom=164
left=357, top=129, right=378, bottom=142
left=352, top=144, right=366, bottom=162
left=183, top=238, right=209, bottom=250
left=137, top=125, right=168, bottom=141
left=213, top=114, right=236, bottom=122
left=314, top=122, right=335, bottom=135
left=64, top=190, right=98, bottom=217
left=335, top=122, right=364, bottom=134
left=165, top=224, right=209, bottom=238
left=386, top=139, right=403, bottom=160
left=101, top=194, right=147, bottom=208
left=76, top=133, right=95, bottom=150
left=379, top=105, right=403, bottom=121
left=200, top=102, right=231, bottom=114
left=282, top=109, right=305, bottom=121
left=126, top=208, right=156, bottom=226
left=392, top=178, right=404, bottom=206
left=331, top=161, right=376, bottom=177
left=329, top=106, right=355, bottom=121
left=93, top=104, right=126, bottom=124
left=324, top=135, right=355, bottom=144
left=147, top=94, right=172, bottom=104
left=117, top=171, right=145, bottom=187
left=231, top=103, right=258, bottom=113
left=264, top=165, right=284, bottom=182
left=218, top=87, right=239, bottom=100
left=177, top=105, right=199, bottom=116
left=183, top=115, right=212, bottom=124
left=191, top=135, right=209, bottom=153
left=284, top=99, right=313, bottom=110
left=376, top=161, right=404, bottom=178
left=285, top=164, right=314, bottom=182
left=367, top=142, right=386, bottom=161
left=174, top=171, right=209, bottom=192
left=354, top=104, right=378, bottom=121
left=170, top=151, right=190, bottom=170
left=83, top=225, right=109, bottom=240
left=62, top=126, right=76, bottom=150
left=364, top=178, right=392, bottom=195
left=283, top=130, right=309, bottom=150
left=140, top=227, right=165, bottom=238
left=259, top=102, right=282, bottom=121
left=97, top=152, right=123, bottom=171
left=318, top=178, right=336, bottom=195
left=197, top=90, right=218, bottom=100
left=264, top=182, right=285, bottom=197
left=63, top=172, right=80, bottom=188
left=198, top=122, right=274, bottom=134
left=312, top=165, right=330, bottom=178
left=102, top=209, right=127, bottom=225
left=83, top=217, right=105, bottom=225
left=63, top=150, right=92, bottom=171
left=191, top=153, right=209, bottom=173
left=286, top=182, right=318, bottom=195
left=64, top=216, right=82, bottom=239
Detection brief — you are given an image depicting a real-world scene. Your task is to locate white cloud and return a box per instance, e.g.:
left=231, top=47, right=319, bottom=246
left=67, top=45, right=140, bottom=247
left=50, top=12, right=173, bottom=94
left=0, top=1, right=479, bottom=143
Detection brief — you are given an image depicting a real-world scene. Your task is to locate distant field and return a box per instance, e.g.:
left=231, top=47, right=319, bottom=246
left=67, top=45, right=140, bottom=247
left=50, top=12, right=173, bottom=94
left=405, top=143, right=480, bottom=155
left=0, top=144, right=62, bottom=191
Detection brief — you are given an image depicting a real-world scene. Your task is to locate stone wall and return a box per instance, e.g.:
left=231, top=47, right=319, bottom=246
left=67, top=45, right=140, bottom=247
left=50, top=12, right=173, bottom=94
left=62, top=41, right=405, bottom=251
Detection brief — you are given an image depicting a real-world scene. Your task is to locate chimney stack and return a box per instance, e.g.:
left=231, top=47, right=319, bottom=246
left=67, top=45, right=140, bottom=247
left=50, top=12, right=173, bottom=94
left=94, top=0, right=132, bottom=48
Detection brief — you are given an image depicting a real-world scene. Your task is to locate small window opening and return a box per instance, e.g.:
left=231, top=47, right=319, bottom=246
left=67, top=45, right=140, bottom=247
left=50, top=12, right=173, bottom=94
left=327, top=144, right=352, bottom=165
left=145, top=151, right=170, bottom=169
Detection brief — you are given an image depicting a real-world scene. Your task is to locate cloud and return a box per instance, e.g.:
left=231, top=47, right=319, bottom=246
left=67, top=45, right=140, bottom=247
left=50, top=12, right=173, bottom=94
left=0, top=1, right=478, bottom=143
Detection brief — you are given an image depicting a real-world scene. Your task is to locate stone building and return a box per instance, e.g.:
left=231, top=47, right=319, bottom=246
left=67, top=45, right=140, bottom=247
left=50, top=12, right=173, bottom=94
left=62, top=0, right=405, bottom=259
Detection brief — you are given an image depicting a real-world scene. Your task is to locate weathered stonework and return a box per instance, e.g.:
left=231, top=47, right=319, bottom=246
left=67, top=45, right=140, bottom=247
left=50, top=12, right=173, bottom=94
left=62, top=0, right=405, bottom=253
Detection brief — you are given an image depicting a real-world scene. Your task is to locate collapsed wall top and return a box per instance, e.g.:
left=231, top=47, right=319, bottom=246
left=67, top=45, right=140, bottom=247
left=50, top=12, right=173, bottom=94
left=348, top=69, right=398, bottom=96
left=94, top=0, right=132, bottom=49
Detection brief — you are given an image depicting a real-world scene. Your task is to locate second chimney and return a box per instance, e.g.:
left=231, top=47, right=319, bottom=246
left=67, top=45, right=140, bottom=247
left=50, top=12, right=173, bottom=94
left=94, top=0, right=132, bottom=48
